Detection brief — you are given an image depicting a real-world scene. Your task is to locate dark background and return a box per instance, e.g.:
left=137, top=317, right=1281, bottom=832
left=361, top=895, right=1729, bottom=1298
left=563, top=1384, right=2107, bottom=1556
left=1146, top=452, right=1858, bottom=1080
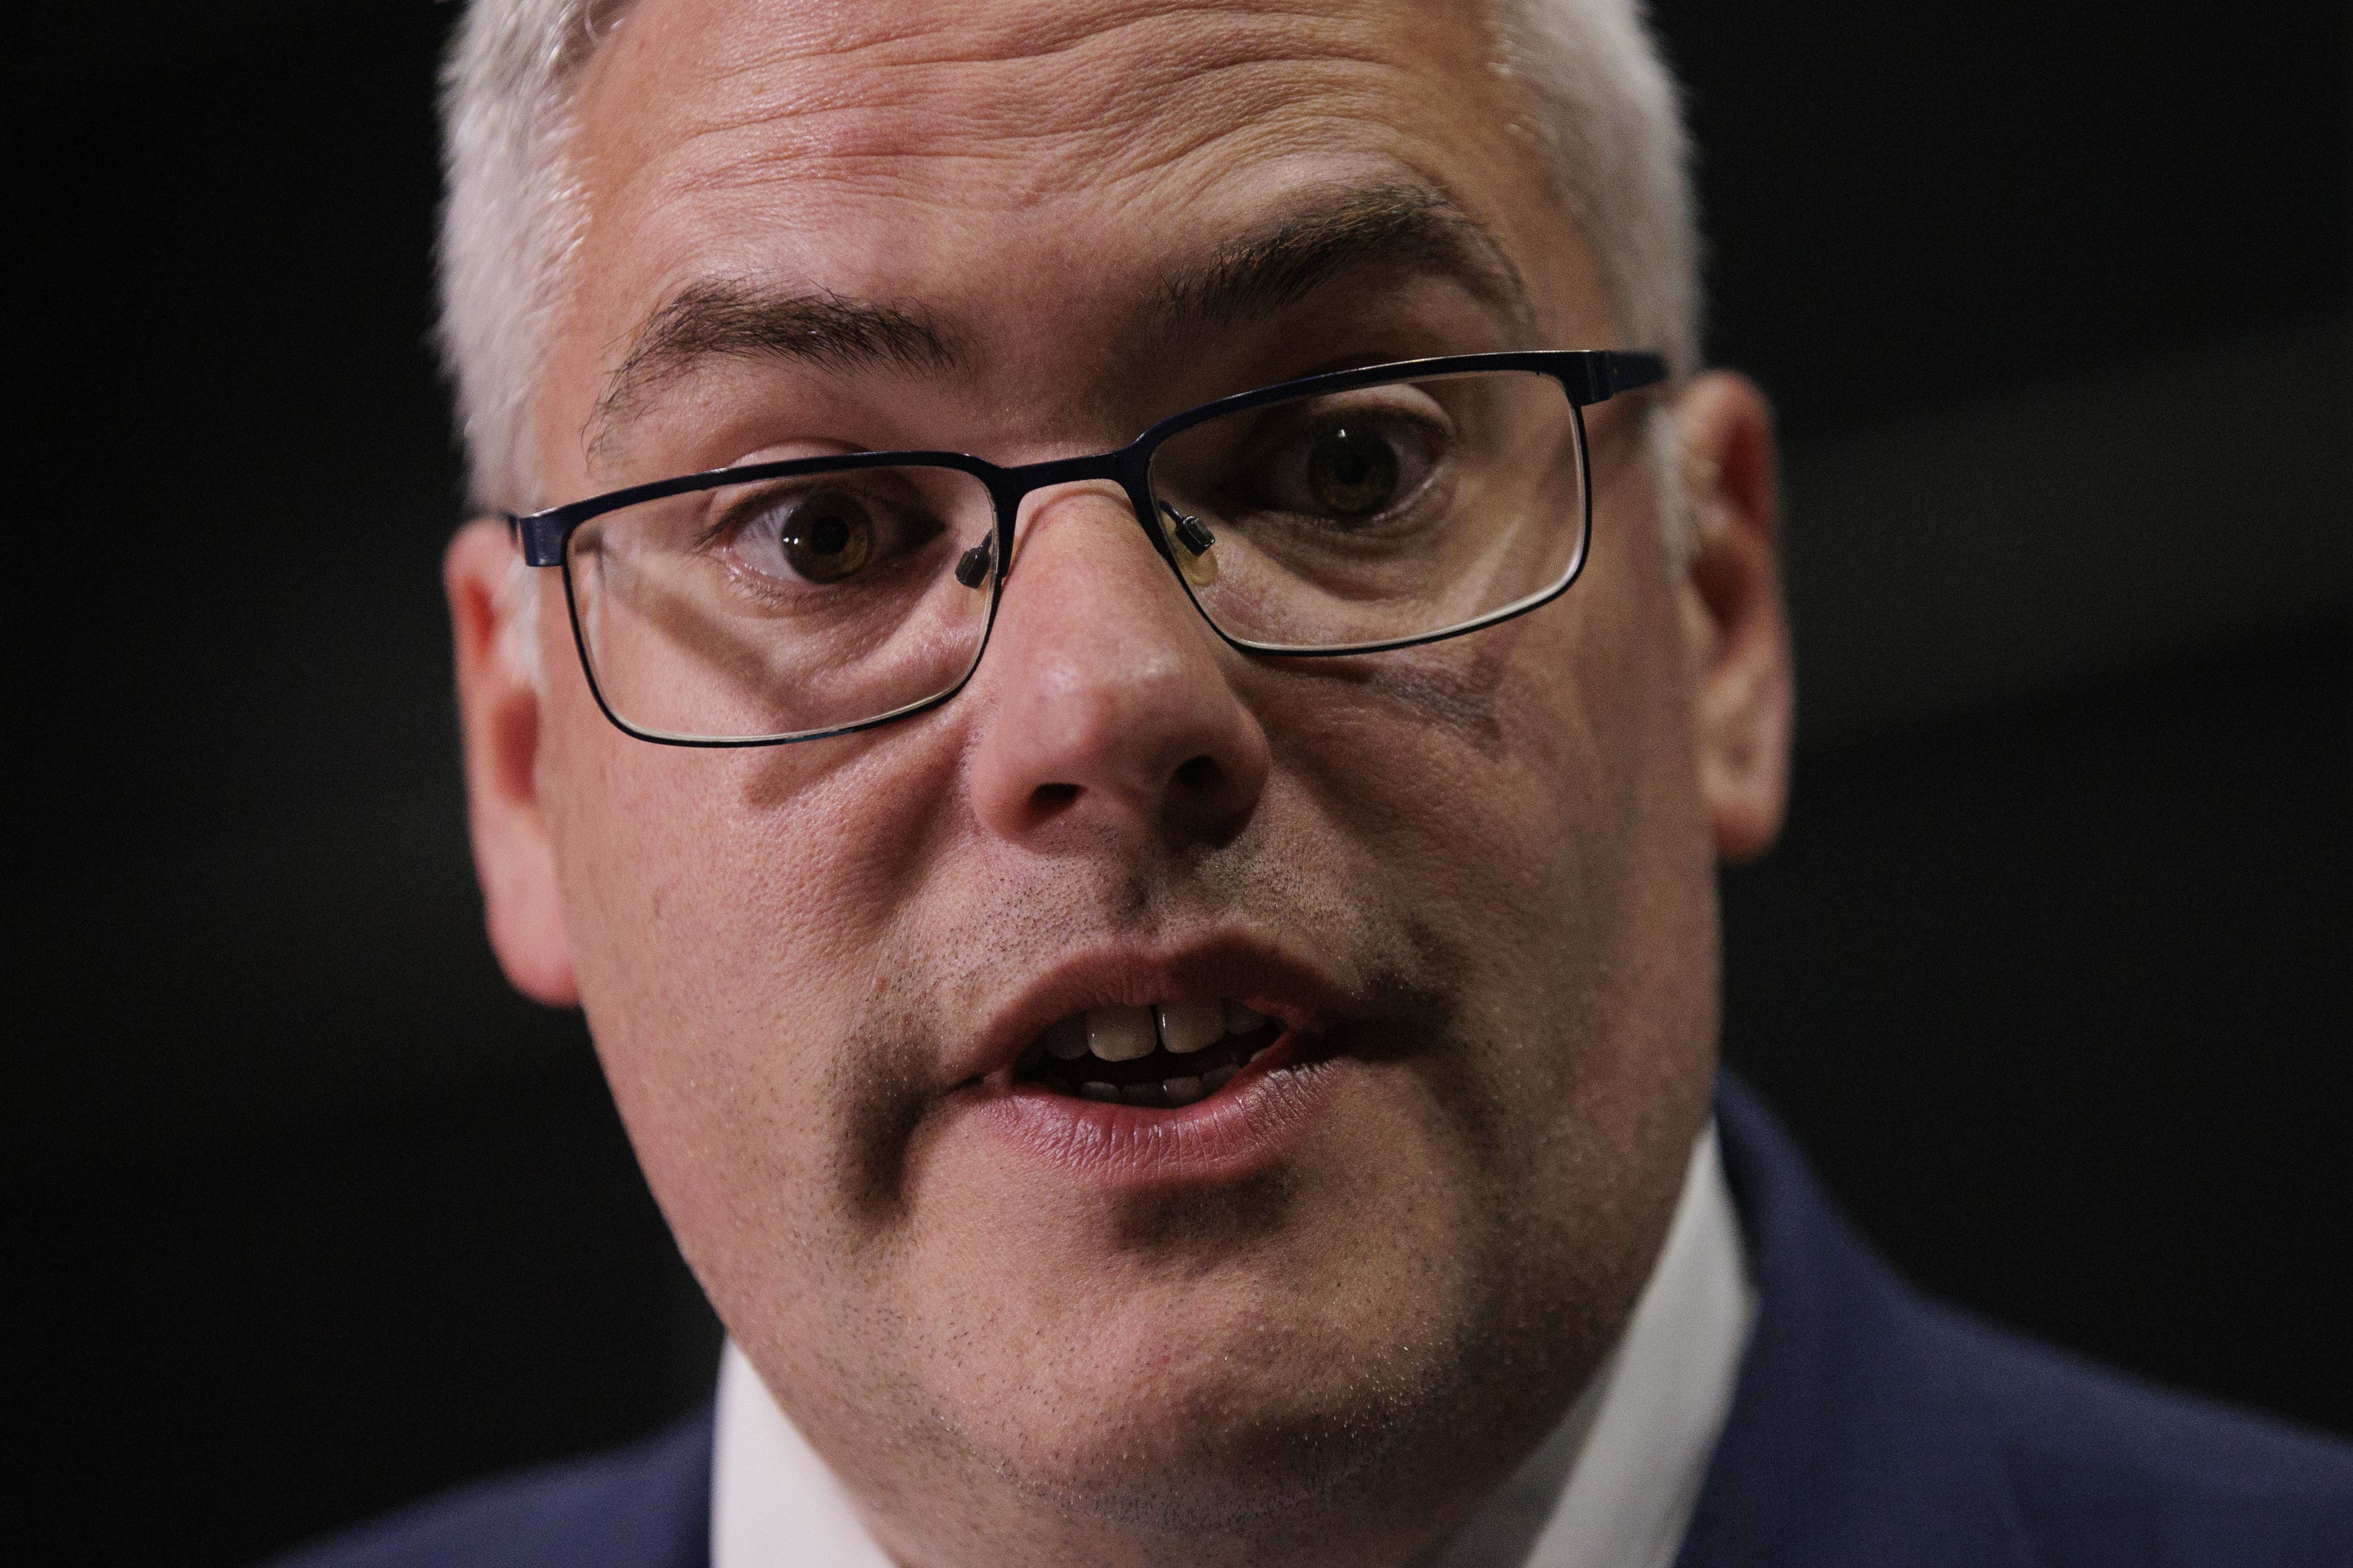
left=11, top=2, right=2347, bottom=1561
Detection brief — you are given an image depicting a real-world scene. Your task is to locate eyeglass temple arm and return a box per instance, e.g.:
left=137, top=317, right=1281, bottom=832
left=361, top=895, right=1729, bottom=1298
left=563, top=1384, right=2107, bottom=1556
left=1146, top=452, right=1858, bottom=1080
left=1576, top=351, right=1669, bottom=405
left=507, top=510, right=571, bottom=568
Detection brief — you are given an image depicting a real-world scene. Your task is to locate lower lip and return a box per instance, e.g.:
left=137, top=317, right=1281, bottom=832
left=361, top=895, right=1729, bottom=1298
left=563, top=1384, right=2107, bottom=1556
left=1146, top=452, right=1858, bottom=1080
left=957, top=1035, right=1343, bottom=1186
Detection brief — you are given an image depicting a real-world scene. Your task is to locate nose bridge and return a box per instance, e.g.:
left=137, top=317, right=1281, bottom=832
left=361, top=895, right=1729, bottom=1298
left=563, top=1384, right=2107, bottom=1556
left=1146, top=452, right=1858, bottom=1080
left=1002, top=445, right=1132, bottom=498
left=1007, top=473, right=1165, bottom=591
left=996, top=450, right=1158, bottom=584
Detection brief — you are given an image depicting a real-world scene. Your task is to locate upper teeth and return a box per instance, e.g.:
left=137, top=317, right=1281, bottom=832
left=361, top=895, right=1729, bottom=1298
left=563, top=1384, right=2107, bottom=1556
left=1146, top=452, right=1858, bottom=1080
left=1156, top=1001, right=1225, bottom=1054
left=1087, top=1007, right=1157, bottom=1061
left=1040, top=999, right=1272, bottom=1065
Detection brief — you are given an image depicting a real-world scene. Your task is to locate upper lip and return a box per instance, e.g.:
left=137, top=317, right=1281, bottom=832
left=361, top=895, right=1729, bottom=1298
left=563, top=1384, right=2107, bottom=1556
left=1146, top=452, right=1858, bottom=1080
left=952, top=933, right=1356, bottom=1088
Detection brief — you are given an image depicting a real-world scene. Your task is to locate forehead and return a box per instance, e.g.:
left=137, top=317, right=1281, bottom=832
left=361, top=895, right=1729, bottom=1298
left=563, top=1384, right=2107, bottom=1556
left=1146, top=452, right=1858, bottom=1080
left=566, top=0, right=1572, bottom=333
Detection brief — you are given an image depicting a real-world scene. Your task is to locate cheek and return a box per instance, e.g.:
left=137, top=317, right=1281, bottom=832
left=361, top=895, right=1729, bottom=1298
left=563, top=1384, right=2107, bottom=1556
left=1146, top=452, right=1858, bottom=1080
left=1254, top=521, right=1715, bottom=1129
left=533, top=670, right=970, bottom=1270
left=1262, top=614, right=1617, bottom=965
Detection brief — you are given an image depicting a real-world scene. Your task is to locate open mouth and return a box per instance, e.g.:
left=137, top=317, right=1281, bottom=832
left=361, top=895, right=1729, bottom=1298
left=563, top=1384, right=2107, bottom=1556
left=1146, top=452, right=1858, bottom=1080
left=1013, top=1000, right=1284, bottom=1109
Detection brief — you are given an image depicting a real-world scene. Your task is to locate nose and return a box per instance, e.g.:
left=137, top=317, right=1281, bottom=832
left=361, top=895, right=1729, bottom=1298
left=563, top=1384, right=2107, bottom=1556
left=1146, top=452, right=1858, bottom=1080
left=966, top=489, right=1270, bottom=847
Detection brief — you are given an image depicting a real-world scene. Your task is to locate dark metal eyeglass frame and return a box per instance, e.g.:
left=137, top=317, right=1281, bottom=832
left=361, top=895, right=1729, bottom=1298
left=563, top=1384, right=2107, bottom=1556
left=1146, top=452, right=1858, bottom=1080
left=507, top=348, right=1667, bottom=747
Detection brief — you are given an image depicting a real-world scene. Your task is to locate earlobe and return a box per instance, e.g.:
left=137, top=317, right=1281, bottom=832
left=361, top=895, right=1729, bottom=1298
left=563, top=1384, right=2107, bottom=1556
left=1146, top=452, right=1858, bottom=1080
left=1671, top=372, right=1796, bottom=863
left=447, top=520, right=580, bottom=1006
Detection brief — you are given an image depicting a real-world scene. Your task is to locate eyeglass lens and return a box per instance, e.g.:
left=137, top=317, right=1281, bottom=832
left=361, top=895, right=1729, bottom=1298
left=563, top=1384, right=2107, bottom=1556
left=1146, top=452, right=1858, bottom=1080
left=563, top=367, right=1586, bottom=743
left=566, top=464, right=999, bottom=743
left=1145, top=369, right=1586, bottom=653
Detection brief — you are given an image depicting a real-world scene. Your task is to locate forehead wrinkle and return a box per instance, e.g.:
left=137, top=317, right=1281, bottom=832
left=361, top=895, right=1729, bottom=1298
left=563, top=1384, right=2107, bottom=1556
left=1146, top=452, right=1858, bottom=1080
left=656, top=0, right=1401, bottom=124
left=627, top=64, right=1427, bottom=217
left=594, top=0, right=1443, bottom=213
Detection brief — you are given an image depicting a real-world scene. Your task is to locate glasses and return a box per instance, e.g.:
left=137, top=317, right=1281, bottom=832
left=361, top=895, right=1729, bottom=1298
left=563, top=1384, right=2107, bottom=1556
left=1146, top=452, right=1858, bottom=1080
left=507, top=349, right=1664, bottom=747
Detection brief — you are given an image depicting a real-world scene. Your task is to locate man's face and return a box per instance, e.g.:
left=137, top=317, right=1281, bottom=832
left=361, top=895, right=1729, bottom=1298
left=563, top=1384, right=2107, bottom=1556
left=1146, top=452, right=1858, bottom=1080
left=468, top=0, right=1776, bottom=1559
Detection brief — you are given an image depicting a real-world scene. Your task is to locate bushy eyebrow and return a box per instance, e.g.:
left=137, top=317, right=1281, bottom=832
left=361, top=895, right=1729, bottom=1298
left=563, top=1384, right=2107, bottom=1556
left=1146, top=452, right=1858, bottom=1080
left=587, top=182, right=1532, bottom=457
left=591, top=285, right=960, bottom=448
left=1153, top=182, right=1536, bottom=343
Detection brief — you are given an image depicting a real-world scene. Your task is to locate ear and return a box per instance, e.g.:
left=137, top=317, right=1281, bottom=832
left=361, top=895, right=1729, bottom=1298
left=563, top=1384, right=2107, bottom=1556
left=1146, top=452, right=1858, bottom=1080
left=447, top=519, right=580, bottom=1005
left=1671, top=371, right=1795, bottom=863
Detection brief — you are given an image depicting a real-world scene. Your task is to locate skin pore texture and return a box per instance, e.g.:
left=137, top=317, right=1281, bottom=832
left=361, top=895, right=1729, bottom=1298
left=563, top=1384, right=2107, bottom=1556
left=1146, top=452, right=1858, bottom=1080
left=445, top=2, right=1793, bottom=1565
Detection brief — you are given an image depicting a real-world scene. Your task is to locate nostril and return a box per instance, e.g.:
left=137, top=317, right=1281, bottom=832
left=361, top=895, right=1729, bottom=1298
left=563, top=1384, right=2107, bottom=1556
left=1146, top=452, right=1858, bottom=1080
left=1173, top=755, right=1221, bottom=793
left=1031, top=782, right=1080, bottom=814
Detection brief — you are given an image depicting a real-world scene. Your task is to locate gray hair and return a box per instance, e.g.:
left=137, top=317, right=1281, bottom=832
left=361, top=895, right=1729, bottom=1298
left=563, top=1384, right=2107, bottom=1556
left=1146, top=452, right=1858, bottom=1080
left=437, top=0, right=1701, bottom=551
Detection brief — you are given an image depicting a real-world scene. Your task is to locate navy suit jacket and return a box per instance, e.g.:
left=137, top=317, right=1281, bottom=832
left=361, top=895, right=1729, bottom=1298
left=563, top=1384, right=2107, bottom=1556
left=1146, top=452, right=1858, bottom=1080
left=271, top=1077, right=2353, bottom=1566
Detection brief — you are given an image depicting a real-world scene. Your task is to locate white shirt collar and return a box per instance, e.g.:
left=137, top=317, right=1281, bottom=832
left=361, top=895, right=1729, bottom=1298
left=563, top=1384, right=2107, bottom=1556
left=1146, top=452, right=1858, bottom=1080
left=713, top=1123, right=1753, bottom=1568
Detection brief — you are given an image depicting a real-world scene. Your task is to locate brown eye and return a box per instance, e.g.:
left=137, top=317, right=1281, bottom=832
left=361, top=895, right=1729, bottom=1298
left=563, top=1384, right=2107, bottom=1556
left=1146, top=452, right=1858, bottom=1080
left=774, top=492, right=873, bottom=583
left=1304, top=426, right=1401, bottom=519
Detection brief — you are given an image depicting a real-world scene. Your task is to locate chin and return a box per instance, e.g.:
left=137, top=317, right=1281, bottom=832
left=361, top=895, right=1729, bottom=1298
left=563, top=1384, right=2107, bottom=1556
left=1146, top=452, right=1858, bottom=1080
left=966, top=1374, right=1430, bottom=1537
left=910, top=1257, right=1510, bottom=1539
